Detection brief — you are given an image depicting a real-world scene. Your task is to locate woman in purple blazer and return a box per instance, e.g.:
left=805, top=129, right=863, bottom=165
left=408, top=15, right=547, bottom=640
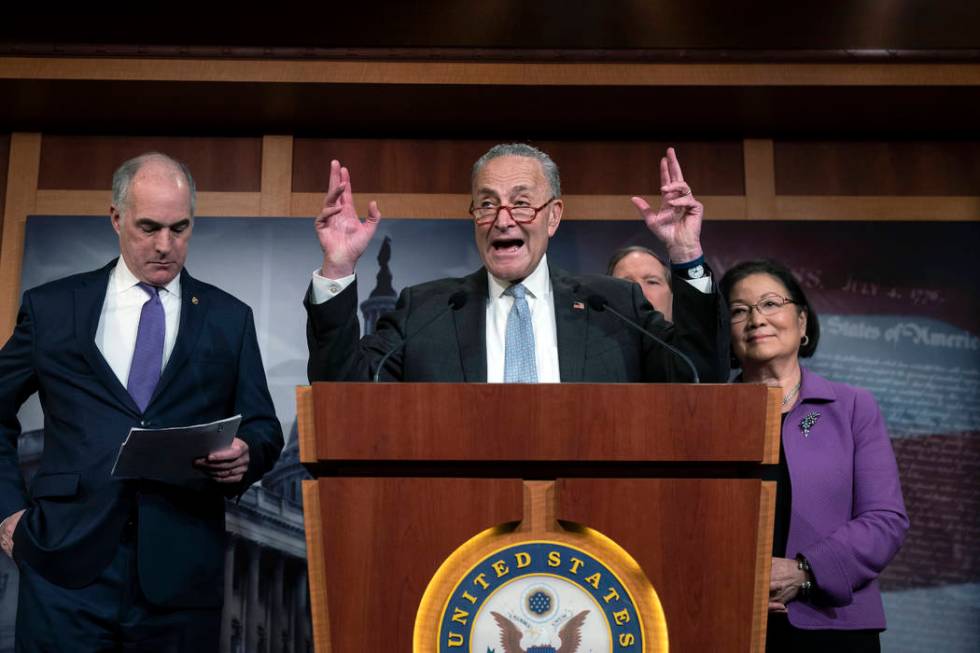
left=720, top=259, right=909, bottom=652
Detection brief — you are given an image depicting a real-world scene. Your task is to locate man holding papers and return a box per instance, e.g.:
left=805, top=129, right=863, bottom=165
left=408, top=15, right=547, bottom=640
left=0, top=153, right=283, bottom=651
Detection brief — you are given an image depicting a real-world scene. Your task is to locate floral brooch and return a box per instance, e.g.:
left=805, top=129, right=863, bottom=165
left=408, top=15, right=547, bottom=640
left=800, top=412, right=821, bottom=438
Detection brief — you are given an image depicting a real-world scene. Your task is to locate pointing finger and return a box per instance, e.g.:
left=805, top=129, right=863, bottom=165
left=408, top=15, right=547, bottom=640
left=327, top=160, right=341, bottom=194
left=666, top=147, right=685, bottom=183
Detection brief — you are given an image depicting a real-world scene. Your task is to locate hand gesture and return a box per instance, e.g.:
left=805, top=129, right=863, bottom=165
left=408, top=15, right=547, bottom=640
left=631, top=147, right=704, bottom=263
left=316, top=160, right=381, bottom=279
left=194, top=437, right=250, bottom=484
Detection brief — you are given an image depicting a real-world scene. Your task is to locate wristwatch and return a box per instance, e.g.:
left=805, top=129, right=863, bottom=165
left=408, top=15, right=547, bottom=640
left=671, top=255, right=708, bottom=280
left=677, top=264, right=705, bottom=280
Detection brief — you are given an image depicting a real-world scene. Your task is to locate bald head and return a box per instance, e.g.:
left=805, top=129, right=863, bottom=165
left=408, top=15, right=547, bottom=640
left=112, top=152, right=196, bottom=220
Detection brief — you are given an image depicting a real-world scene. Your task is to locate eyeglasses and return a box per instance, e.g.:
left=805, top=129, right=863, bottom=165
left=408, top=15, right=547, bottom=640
left=468, top=197, right=556, bottom=225
left=729, top=294, right=797, bottom=324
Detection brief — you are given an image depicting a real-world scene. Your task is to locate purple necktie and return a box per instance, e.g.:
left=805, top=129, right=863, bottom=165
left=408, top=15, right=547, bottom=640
left=127, top=283, right=165, bottom=412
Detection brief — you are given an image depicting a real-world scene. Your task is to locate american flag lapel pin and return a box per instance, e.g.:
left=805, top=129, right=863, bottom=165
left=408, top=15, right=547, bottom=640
left=573, top=301, right=585, bottom=310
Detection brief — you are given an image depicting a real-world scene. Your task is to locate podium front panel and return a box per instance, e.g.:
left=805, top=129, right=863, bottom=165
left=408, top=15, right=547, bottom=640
left=310, top=477, right=523, bottom=651
left=559, top=477, right=766, bottom=652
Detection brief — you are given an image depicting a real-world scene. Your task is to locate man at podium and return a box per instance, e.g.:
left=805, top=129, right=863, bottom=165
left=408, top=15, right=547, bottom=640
left=304, top=144, right=728, bottom=384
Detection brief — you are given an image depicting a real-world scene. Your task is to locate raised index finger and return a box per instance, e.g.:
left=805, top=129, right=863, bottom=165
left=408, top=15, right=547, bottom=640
left=666, top=147, right=684, bottom=183
left=323, top=161, right=345, bottom=208
left=659, top=156, right=670, bottom=188
left=327, top=159, right=342, bottom=194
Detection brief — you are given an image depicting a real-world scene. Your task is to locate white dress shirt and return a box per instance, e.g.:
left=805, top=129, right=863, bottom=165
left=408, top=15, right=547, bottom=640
left=484, top=255, right=560, bottom=382
left=95, top=259, right=182, bottom=387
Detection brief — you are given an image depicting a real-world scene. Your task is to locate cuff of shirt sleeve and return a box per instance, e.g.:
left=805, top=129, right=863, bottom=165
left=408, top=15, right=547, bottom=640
left=683, top=276, right=712, bottom=293
left=310, top=270, right=356, bottom=304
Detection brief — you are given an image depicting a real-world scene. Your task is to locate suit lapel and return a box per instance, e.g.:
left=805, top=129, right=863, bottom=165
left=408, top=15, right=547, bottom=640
left=551, top=267, right=588, bottom=383
left=151, top=270, right=209, bottom=403
left=74, top=260, right=141, bottom=414
left=454, top=269, right=488, bottom=382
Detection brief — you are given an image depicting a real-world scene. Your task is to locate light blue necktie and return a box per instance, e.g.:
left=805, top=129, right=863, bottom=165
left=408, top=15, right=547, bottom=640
left=503, top=283, right=537, bottom=383
left=127, top=283, right=165, bottom=412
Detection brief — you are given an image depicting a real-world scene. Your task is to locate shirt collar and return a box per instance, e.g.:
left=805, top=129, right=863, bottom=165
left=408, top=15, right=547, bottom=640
left=487, top=254, right=552, bottom=301
left=111, top=257, right=182, bottom=298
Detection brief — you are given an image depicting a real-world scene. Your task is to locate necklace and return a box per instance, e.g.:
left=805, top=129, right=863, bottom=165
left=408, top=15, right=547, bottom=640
left=782, top=380, right=802, bottom=406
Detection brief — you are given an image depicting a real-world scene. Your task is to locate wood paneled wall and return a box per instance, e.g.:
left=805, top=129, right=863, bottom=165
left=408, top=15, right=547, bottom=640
left=291, top=139, right=745, bottom=195
left=37, top=135, right=262, bottom=192
left=4, top=58, right=980, bottom=139
left=19, top=135, right=979, bottom=202
left=774, top=141, right=980, bottom=196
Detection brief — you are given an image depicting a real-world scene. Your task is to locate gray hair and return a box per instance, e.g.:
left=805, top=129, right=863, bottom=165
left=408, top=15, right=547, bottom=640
left=111, top=152, right=197, bottom=218
left=472, top=143, right=562, bottom=198
left=607, top=245, right=671, bottom=283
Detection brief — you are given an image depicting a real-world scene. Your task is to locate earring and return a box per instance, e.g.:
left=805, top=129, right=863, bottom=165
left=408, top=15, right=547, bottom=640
left=801, top=335, right=810, bottom=347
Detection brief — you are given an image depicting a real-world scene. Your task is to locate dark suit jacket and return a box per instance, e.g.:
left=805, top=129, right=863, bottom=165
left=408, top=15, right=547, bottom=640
left=0, top=260, right=283, bottom=608
left=306, top=265, right=729, bottom=384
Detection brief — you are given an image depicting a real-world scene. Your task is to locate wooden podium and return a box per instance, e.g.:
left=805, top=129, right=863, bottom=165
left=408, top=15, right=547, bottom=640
left=297, top=383, right=780, bottom=652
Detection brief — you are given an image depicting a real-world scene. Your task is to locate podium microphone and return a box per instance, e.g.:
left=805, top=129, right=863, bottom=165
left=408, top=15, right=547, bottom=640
left=586, top=294, right=700, bottom=384
left=372, top=290, right=468, bottom=382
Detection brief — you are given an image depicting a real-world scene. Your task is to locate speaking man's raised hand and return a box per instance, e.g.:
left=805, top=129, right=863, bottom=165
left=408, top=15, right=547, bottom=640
left=631, top=147, right=704, bottom=264
left=316, top=159, right=381, bottom=279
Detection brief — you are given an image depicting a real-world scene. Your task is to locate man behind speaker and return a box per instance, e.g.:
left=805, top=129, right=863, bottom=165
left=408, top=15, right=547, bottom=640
left=608, top=246, right=674, bottom=322
left=305, top=143, right=729, bottom=384
left=0, top=153, right=283, bottom=651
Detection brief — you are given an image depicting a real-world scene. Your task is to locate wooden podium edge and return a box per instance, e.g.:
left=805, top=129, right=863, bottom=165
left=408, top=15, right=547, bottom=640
left=751, top=480, right=777, bottom=652
left=763, top=387, right=782, bottom=464
left=302, top=479, right=331, bottom=653
left=295, top=385, right=316, bottom=464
